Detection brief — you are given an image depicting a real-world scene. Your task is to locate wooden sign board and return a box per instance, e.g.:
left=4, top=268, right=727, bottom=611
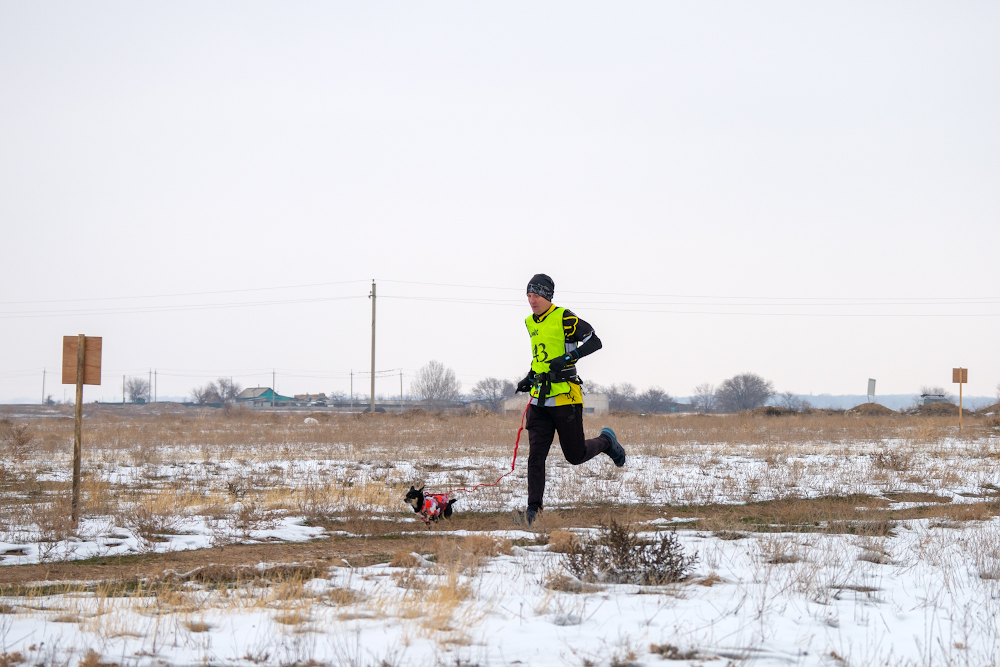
left=62, top=336, right=102, bottom=385
left=952, top=368, right=968, bottom=384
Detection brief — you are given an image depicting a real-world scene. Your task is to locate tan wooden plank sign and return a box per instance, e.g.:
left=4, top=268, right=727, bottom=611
left=952, top=367, right=967, bottom=384
left=62, top=336, right=102, bottom=385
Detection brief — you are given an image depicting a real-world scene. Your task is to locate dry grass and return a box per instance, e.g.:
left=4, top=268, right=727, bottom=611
left=389, top=550, right=421, bottom=568
left=547, top=530, right=581, bottom=553
left=433, top=534, right=512, bottom=574
left=1, top=408, right=997, bottom=566
left=10, top=405, right=995, bottom=463
left=0, top=403, right=996, bottom=666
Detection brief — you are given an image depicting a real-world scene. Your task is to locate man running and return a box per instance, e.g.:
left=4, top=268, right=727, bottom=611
left=514, top=273, right=626, bottom=525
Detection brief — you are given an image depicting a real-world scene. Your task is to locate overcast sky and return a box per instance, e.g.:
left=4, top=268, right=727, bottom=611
left=2, top=2, right=998, bottom=404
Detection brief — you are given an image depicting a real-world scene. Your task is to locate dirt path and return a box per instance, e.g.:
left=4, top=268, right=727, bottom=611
left=2, top=498, right=997, bottom=588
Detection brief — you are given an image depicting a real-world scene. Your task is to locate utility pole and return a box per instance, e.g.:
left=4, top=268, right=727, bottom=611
left=369, top=280, right=376, bottom=414
left=41, top=368, right=46, bottom=405
left=148, top=369, right=152, bottom=404
left=350, top=370, right=353, bottom=410
left=154, top=370, right=157, bottom=403
left=400, top=370, right=403, bottom=408
left=122, top=375, right=125, bottom=404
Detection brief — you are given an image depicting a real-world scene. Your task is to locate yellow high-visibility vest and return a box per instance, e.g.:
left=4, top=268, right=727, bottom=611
left=525, top=305, right=575, bottom=401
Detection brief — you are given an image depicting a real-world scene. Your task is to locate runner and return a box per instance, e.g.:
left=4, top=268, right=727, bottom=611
left=514, top=273, right=626, bottom=526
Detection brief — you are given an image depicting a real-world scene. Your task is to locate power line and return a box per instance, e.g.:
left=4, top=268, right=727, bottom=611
left=378, top=295, right=1000, bottom=317
left=379, top=279, right=1000, bottom=304
left=0, top=279, right=370, bottom=306
left=0, top=295, right=365, bottom=319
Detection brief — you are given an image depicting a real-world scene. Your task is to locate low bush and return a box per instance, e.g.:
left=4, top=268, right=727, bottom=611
left=563, top=518, right=697, bottom=585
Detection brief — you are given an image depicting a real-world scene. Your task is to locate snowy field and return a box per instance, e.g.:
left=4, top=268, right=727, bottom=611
left=1, top=410, right=999, bottom=666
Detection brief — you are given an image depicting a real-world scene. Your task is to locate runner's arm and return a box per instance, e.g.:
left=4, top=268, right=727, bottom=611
left=562, top=310, right=602, bottom=359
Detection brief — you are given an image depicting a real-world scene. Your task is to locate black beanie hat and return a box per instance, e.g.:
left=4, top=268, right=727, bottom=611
left=526, top=274, right=554, bottom=301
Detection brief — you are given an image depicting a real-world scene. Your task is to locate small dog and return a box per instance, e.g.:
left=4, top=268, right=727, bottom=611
left=405, top=485, right=456, bottom=522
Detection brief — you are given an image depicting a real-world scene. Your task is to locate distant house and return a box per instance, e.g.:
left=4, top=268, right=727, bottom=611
left=583, top=393, right=609, bottom=415
left=293, top=393, right=328, bottom=406
left=921, top=394, right=950, bottom=405
left=236, top=387, right=293, bottom=406
left=501, top=394, right=530, bottom=414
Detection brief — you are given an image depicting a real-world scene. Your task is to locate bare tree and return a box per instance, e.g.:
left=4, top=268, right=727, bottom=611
left=776, top=391, right=812, bottom=412
left=328, top=390, right=348, bottom=404
left=190, top=377, right=241, bottom=404
left=691, top=383, right=716, bottom=413
left=125, top=377, right=150, bottom=403
left=190, top=384, right=209, bottom=404
left=216, top=378, right=243, bottom=403
left=412, top=361, right=461, bottom=407
left=636, top=386, right=674, bottom=414
left=606, top=383, right=638, bottom=412
left=715, top=373, right=774, bottom=413
left=472, top=377, right=517, bottom=413
left=191, top=382, right=221, bottom=404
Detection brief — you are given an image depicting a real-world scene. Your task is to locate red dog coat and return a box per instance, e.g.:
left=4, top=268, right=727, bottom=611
left=419, top=493, right=451, bottom=522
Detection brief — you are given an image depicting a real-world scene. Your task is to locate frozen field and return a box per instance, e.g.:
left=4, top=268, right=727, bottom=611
left=1, top=408, right=999, bottom=666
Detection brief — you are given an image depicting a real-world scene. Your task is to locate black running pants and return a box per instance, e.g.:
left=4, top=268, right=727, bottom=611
left=526, top=403, right=610, bottom=511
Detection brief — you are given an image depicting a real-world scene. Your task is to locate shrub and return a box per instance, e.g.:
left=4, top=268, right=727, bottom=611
left=563, top=518, right=697, bottom=585
left=0, top=419, right=33, bottom=463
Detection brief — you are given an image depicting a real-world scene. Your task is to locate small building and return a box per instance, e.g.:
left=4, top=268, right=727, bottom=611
left=501, top=392, right=609, bottom=416
left=236, top=387, right=293, bottom=406
left=583, top=393, right=609, bottom=415
left=921, top=394, right=950, bottom=405
left=501, top=394, right=530, bottom=414
left=293, top=393, right=328, bottom=406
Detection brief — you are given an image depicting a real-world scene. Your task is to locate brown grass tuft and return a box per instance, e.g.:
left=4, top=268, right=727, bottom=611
left=0, top=653, right=25, bottom=667
left=389, top=551, right=420, bottom=568
left=78, top=650, right=119, bottom=667
left=547, top=530, right=581, bottom=553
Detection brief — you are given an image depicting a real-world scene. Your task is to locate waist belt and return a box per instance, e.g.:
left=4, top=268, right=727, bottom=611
left=531, top=369, right=580, bottom=405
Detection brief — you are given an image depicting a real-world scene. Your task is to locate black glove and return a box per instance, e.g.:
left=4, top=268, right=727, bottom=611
left=547, top=350, right=579, bottom=372
left=516, top=373, right=534, bottom=393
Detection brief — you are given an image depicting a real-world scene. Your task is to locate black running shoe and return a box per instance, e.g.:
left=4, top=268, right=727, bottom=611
left=511, top=508, right=537, bottom=526
left=601, top=427, right=626, bottom=468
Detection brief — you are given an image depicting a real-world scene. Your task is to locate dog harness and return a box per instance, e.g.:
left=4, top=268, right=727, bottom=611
left=418, top=493, right=452, bottom=522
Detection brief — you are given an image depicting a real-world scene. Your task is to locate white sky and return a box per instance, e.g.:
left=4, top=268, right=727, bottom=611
left=2, top=2, right=998, bottom=403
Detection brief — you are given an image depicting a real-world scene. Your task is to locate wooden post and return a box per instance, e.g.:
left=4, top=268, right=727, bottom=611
left=953, top=367, right=968, bottom=435
left=73, top=334, right=84, bottom=524
left=62, top=334, right=101, bottom=525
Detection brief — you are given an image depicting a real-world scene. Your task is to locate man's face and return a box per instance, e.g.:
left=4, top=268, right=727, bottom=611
left=528, top=292, right=552, bottom=316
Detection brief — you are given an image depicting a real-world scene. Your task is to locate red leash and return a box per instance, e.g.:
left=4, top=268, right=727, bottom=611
left=444, top=401, right=530, bottom=496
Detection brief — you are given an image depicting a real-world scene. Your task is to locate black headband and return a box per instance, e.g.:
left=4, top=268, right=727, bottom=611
left=526, top=274, right=554, bottom=301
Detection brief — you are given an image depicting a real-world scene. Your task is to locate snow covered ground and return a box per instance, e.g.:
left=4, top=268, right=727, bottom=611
left=1, top=517, right=999, bottom=666
left=2, top=415, right=999, bottom=666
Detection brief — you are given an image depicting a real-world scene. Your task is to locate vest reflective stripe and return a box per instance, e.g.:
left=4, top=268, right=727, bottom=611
left=526, top=306, right=572, bottom=399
